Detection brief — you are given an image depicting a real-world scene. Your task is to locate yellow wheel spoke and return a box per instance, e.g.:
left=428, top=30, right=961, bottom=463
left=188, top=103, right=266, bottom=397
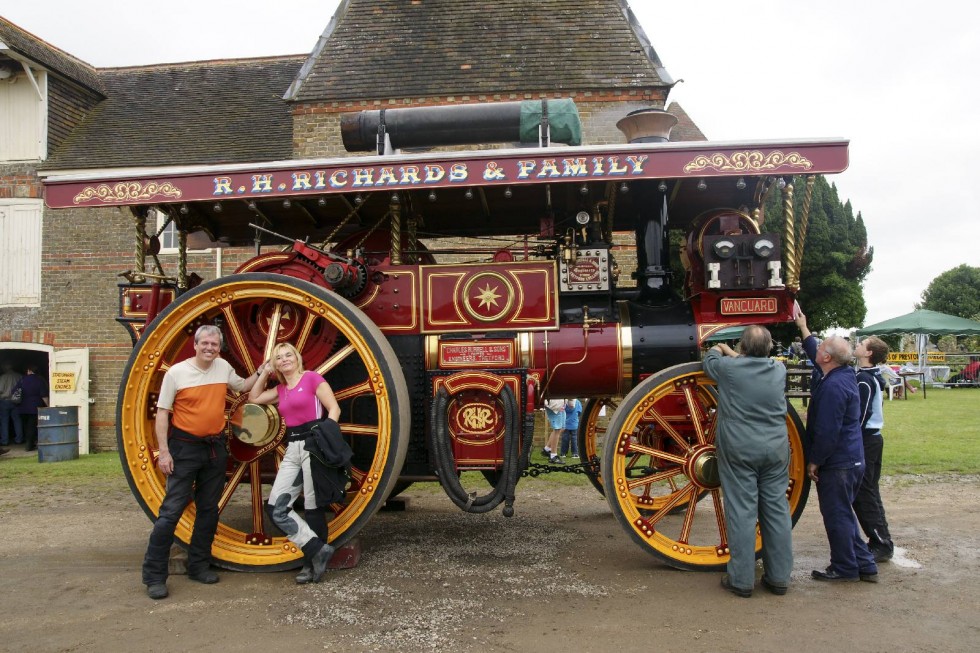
left=646, top=482, right=696, bottom=528
left=293, top=312, right=320, bottom=353
left=647, top=410, right=694, bottom=453
left=262, top=302, right=284, bottom=362
left=681, top=385, right=709, bottom=445
left=315, top=344, right=356, bottom=376
left=625, top=465, right=684, bottom=491
left=249, top=460, right=265, bottom=534
left=711, top=489, right=729, bottom=548
left=678, top=486, right=699, bottom=543
left=220, top=305, right=253, bottom=372
left=625, top=442, right=687, bottom=466
left=217, top=462, right=249, bottom=514
left=333, top=379, right=374, bottom=402
left=341, top=423, right=380, bottom=437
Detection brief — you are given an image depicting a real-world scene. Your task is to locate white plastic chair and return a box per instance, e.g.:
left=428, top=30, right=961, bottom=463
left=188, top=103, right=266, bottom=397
left=886, top=380, right=902, bottom=400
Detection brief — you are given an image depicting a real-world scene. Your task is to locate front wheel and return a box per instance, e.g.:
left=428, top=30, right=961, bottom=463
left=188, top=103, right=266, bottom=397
left=601, top=362, right=809, bottom=571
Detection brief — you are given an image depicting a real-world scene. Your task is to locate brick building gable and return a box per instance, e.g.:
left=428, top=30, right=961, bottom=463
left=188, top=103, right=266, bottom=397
left=667, top=102, right=707, bottom=142
left=285, top=0, right=674, bottom=103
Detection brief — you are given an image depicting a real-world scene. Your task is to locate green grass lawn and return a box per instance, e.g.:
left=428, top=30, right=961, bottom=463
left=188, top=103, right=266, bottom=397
left=0, top=451, right=123, bottom=489
left=793, top=386, right=980, bottom=475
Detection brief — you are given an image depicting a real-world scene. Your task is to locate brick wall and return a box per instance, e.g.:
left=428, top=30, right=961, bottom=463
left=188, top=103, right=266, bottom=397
left=0, top=162, right=43, bottom=199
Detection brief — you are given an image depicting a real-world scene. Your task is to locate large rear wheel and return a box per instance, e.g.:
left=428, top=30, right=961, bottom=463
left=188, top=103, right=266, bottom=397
left=601, top=362, right=808, bottom=571
left=117, top=273, right=410, bottom=571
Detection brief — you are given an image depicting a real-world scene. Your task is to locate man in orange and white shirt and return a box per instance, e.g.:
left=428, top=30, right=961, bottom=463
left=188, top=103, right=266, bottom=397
left=142, top=325, right=260, bottom=600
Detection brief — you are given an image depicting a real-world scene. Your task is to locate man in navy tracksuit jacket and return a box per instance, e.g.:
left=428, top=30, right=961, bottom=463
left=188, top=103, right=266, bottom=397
left=796, top=310, right=878, bottom=582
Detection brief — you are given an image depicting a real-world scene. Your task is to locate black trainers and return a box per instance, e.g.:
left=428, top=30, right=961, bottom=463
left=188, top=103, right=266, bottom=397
left=720, top=574, right=752, bottom=598
left=540, top=447, right=551, bottom=458
left=548, top=454, right=564, bottom=465
left=311, top=543, right=335, bottom=583
left=859, top=571, right=879, bottom=583
left=811, top=567, right=859, bottom=582
left=187, top=569, right=219, bottom=584
left=0, top=447, right=9, bottom=456
left=146, top=583, right=168, bottom=599
left=760, top=576, right=788, bottom=595
left=295, top=562, right=314, bottom=584
left=871, top=545, right=894, bottom=562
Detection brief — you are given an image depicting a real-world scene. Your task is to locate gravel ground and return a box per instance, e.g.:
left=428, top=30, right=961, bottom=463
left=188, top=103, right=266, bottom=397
left=1, top=471, right=978, bottom=653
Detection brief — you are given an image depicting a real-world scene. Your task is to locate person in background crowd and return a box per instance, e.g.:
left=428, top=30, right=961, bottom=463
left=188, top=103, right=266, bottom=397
left=947, top=357, right=980, bottom=385
left=703, top=325, right=793, bottom=598
left=142, top=325, right=259, bottom=600
left=805, top=330, right=878, bottom=583
left=249, top=342, right=342, bottom=585
left=878, top=363, right=916, bottom=398
left=15, top=365, right=49, bottom=452
left=854, top=337, right=895, bottom=562
left=559, top=399, right=582, bottom=459
left=789, top=336, right=805, bottom=359
left=541, top=399, right=566, bottom=464
left=0, top=361, right=24, bottom=447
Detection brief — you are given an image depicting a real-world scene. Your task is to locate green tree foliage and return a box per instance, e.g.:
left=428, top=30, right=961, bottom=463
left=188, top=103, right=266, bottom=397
left=916, top=264, right=980, bottom=319
left=762, top=176, right=872, bottom=333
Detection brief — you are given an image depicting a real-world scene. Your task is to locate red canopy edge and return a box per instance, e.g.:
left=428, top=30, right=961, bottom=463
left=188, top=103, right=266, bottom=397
left=40, top=138, right=849, bottom=209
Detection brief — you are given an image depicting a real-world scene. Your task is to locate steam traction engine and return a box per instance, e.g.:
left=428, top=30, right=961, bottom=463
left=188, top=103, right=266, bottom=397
left=43, top=102, right=848, bottom=572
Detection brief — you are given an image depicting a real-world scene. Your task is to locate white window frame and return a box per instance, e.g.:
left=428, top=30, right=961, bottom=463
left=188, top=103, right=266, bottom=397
left=0, top=198, right=43, bottom=307
left=0, top=58, right=48, bottom=162
left=153, top=208, right=211, bottom=254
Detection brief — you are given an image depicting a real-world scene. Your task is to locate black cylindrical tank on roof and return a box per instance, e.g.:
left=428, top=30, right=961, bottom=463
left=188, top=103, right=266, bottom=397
left=340, top=99, right=582, bottom=152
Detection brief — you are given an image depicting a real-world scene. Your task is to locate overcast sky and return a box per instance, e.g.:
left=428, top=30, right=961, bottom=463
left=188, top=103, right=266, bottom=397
left=3, top=1, right=977, bottom=326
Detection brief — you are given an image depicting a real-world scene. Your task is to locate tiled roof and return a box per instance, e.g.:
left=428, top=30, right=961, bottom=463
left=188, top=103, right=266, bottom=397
left=287, top=0, right=673, bottom=102
left=42, top=56, right=304, bottom=170
left=667, top=102, right=707, bottom=142
left=0, top=16, right=104, bottom=95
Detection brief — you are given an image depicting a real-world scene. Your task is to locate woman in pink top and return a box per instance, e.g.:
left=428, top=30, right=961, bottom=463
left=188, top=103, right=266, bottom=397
left=250, top=342, right=341, bottom=584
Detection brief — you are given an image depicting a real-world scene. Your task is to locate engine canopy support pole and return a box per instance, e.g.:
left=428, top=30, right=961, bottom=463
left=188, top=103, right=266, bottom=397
left=133, top=206, right=147, bottom=283
left=782, top=180, right=798, bottom=290
left=390, top=194, right=402, bottom=265
left=177, top=229, right=188, bottom=290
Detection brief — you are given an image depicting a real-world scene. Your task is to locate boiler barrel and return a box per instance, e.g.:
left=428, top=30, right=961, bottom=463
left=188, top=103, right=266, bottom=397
left=37, top=406, right=80, bottom=463
left=341, top=99, right=581, bottom=152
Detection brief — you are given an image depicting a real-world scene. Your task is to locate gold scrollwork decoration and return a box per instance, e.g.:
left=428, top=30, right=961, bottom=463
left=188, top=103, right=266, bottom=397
left=73, top=181, right=183, bottom=204
left=683, top=151, right=813, bottom=174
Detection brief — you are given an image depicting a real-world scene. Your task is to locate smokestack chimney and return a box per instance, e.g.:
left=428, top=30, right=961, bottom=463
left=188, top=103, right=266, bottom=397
left=616, top=108, right=678, bottom=144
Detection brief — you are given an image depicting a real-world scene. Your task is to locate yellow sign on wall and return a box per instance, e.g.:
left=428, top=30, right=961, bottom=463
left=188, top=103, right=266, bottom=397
left=52, top=371, right=77, bottom=392
left=886, top=352, right=946, bottom=363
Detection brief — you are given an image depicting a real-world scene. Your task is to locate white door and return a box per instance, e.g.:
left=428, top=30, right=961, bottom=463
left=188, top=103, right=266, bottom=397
left=49, top=348, right=90, bottom=455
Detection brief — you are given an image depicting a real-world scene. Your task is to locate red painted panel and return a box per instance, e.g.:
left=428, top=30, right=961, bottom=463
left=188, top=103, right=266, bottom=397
left=420, top=261, right=556, bottom=333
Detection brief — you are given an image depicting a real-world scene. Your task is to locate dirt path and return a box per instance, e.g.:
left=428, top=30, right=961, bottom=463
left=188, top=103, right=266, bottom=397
left=1, top=473, right=977, bottom=653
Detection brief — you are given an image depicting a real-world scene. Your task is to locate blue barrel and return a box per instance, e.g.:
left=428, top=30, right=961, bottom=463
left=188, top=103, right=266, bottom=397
left=37, top=406, right=80, bottom=463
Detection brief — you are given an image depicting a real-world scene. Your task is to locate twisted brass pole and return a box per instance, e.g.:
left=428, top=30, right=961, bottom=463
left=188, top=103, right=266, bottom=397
left=178, top=228, right=188, bottom=290
left=390, top=195, right=402, bottom=265
left=782, top=180, right=798, bottom=290
left=133, top=207, right=147, bottom=283
left=793, top=175, right=816, bottom=282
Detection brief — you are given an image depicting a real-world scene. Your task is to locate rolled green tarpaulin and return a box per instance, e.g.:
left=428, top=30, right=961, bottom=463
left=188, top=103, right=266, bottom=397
left=520, top=99, right=582, bottom=146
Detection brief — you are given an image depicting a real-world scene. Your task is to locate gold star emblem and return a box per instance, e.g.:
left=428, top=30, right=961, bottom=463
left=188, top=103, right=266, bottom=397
left=474, top=283, right=501, bottom=311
